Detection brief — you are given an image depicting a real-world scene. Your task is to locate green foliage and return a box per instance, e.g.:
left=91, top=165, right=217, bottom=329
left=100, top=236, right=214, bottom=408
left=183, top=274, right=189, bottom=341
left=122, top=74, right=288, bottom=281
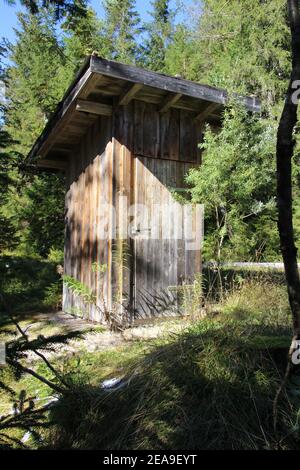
left=178, top=273, right=203, bottom=319
left=221, top=278, right=290, bottom=326
left=40, top=302, right=295, bottom=449
left=141, top=0, right=173, bottom=72
left=42, top=280, right=62, bottom=310
left=46, top=247, right=64, bottom=264
left=168, top=0, right=297, bottom=261
left=186, top=105, right=278, bottom=261
left=17, top=173, right=65, bottom=257
left=190, top=0, right=290, bottom=112
left=164, top=24, right=202, bottom=80
left=102, top=0, right=141, bottom=64
left=5, top=11, right=66, bottom=156
left=60, top=2, right=109, bottom=81
left=1, top=11, right=67, bottom=258
left=0, top=255, right=61, bottom=316
left=0, top=43, right=20, bottom=253
left=0, top=275, right=299, bottom=449
left=62, top=275, right=96, bottom=304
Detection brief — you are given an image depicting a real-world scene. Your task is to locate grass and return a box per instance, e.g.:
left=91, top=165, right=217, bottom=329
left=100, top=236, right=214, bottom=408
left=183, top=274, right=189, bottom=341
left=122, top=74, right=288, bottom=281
left=1, top=272, right=300, bottom=450
left=45, top=317, right=294, bottom=450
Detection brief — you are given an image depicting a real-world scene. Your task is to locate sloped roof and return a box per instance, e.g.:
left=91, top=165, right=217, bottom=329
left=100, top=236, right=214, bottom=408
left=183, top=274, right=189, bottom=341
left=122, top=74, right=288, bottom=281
left=27, top=55, right=261, bottom=169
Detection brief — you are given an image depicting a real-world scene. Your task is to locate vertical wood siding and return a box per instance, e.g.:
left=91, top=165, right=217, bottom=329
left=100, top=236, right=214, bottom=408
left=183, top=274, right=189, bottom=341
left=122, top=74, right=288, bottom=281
left=63, top=100, right=203, bottom=322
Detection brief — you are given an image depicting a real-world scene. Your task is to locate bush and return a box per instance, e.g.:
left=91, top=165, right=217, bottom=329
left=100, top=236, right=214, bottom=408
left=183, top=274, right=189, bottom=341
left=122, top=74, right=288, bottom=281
left=0, top=255, right=61, bottom=318
left=42, top=280, right=62, bottom=310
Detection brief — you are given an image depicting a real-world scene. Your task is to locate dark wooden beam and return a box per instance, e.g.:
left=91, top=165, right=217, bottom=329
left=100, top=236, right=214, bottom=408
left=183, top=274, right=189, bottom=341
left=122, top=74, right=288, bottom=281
left=37, top=159, right=68, bottom=171
left=76, top=99, right=112, bottom=116
left=51, top=145, right=73, bottom=153
left=194, top=103, right=221, bottom=122
left=159, top=93, right=182, bottom=113
left=91, top=56, right=261, bottom=112
left=118, top=82, right=143, bottom=105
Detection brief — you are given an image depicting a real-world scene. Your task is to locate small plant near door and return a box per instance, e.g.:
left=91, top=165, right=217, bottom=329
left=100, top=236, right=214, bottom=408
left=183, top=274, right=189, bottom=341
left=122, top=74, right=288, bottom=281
left=112, top=238, right=131, bottom=315
left=62, top=241, right=132, bottom=330
left=169, top=273, right=204, bottom=320
left=62, top=275, right=96, bottom=305
left=42, top=279, right=63, bottom=310
left=180, top=273, right=204, bottom=320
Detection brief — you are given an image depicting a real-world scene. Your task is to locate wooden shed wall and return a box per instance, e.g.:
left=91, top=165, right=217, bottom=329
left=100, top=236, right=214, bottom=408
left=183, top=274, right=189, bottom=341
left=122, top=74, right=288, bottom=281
left=63, top=100, right=203, bottom=322
left=63, top=114, right=113, bottom=320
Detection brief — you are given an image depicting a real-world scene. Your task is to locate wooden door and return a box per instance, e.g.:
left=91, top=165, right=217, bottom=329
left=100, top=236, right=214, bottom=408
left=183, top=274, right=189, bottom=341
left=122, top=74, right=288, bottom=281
left=131, top=156, right=202, bottom=319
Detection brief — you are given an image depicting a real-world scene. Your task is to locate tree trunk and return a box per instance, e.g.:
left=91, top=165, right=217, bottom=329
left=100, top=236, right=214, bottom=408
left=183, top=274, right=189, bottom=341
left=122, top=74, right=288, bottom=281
left=277, top=0, right=300, bottom=342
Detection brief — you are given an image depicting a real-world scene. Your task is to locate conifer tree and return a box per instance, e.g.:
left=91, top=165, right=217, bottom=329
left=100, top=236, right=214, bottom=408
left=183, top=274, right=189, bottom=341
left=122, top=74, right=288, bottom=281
left=59, top=1, right=109, bottom=86
left=176, top=0, right=297, bottom=261
left=102, top=0, right=141, bottom=64
left=142, top=0, right=173, bottom=72
left=3, top=10, right=66, bottom=256
left=5, top=10, right=65, bottom=155
left=0, top=41, right=19, bottom=252
left=5, top=0, right=87, bottom=20
left=193, top=0, right=290, bottom=113
left=164, top=24, right=202, bottom=79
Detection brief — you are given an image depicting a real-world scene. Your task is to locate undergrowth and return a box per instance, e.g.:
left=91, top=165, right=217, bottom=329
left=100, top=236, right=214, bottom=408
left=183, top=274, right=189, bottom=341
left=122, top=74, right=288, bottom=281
left=0, top=255, right=62, bottom=321
left=45, top=313, right=296, bottom=450
left=1, top=277, right=300, bottom=450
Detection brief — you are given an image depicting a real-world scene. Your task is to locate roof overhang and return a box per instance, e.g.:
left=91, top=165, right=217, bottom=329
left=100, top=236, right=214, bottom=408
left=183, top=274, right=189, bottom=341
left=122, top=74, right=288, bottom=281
left=27, top=55, right=261, bottom=169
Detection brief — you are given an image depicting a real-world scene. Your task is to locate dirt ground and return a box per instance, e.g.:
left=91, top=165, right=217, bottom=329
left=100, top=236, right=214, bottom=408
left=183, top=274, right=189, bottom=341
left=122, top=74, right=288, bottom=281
left=3, top=311, right=193, bottom=361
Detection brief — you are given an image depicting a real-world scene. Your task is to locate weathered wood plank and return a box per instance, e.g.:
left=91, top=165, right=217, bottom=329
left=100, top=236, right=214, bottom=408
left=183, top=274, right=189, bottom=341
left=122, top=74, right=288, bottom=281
left=159, top=109, right=180, bottom=160
left=80, top=73, right=103, bottom=100
left=143, top=104, right=159, bottom=158
left=36, top=159, right=68, bottom=170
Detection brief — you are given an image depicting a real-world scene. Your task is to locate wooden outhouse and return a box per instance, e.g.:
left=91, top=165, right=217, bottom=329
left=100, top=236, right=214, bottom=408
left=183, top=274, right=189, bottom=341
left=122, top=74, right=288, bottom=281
left=28, top=56, right=260, bottom=323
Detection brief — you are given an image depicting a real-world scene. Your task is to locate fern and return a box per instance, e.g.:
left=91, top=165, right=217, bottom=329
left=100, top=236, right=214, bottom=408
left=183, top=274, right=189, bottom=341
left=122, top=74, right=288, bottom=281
left=62, top=275, right=96, bottom=304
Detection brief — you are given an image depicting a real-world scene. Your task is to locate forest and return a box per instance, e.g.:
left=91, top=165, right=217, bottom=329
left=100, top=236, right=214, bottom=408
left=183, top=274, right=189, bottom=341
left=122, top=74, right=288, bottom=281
left=1, top=0, right=297, bottom=263
left=1, top=0, right=300, bottom=455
